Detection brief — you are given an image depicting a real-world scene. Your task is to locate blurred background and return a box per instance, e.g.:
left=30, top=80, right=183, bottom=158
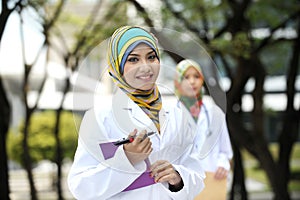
left=0, top=0, right=299, bottom=200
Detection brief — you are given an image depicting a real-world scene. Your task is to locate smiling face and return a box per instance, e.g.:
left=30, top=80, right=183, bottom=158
left=123, top=43, right=160, bottom=91
left=180, top=66, right=204, bottom=98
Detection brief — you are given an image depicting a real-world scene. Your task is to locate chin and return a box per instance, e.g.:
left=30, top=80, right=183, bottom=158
left=139, top=84, right=155, bottom=91
left=185, top=93, right=197, bottom=98
left=139, top=87, right=154, bottom=91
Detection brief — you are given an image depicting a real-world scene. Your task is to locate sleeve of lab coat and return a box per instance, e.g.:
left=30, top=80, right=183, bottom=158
left=164, top=144, right=206, bottom=200
left=216, top=118, right=233, bottom=171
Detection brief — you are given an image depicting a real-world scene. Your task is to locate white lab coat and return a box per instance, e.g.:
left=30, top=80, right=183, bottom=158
left=68, top=89, right=205, bottom=200
left=193, top=100, right=233, bottom=172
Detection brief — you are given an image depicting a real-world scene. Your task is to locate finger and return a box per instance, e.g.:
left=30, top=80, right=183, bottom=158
left=136, top=138, right=152, bottom=154
left=150, top=160, right=167, bottom=172
left=128, top=129, right=138, bottom=138
left=123, top=129, right=138, bottom=151
left=150, top=161, right=171, bottom=177
left=142, top=138, right=152, bottom=151
left=133, top=130, right=147, bottom=144
left=145, top=146, right=153, bottom=155
left=216, top=173, right=225, bottom=179
left=214, top=171, right=221, bottom=179
left=154, top=166, right=173, bottom=182
left=215, top=168, right=227, bottom=179
left=155, top=168, right=179, bottom=184
left=141, top=133, right=148, bottom=141
left=214, top=168, right=222, bottom=179
left=140, top=137, right=151, bottom=148
left=155, top=173, right=171, bottom=183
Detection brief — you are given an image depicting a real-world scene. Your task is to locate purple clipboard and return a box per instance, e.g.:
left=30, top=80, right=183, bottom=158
left=98, top=142, right=156, bottom=191
left=99, top=142, right=119, bottom=160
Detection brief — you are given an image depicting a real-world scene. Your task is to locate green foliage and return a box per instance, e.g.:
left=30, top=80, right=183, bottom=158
left=7, top=111, right=81, bottom=166
left=162, top=0, right=227, bottom=32
left=260, top=42, right=291, bottom=75
left=246, top=0, right=299, bottom=27
left=161, top=0, right=299, bottom=79
left=211, top=32, right=251, bottom=59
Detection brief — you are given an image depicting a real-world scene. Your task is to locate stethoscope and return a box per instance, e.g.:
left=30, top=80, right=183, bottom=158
left=200, top=103, right=212, bottom=138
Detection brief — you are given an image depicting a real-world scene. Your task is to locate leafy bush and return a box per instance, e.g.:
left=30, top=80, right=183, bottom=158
left=7, top=110, right=81, bottom=166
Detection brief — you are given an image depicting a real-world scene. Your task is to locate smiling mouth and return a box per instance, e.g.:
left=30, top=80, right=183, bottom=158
left=136, top=74, right=153, bottom=80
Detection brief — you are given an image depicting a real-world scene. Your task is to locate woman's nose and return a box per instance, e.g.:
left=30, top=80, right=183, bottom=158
left=189, top=78, right=195, bottom=84
left=139, top=59, right=151, bottom=71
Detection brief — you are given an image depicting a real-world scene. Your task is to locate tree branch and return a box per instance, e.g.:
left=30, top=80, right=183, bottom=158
left=255, top=11, right=299, bottom=53
left=44, top=0, right=66, bottom=32
left=72, top=0, right=104, bottom=57
left=163, top=0, right=206, bottom=41
left=127, top=0, right=154, bottom=27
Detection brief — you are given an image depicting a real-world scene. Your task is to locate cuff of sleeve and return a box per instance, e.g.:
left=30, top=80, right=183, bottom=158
left=168, top=173, right=184, bottom=192
left=217, top=153, right=231, bottom=171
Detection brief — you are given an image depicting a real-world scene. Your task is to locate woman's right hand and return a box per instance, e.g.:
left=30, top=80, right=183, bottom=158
left=123, top=129, right=153, bottom=165
left=214, top=167, right=228, bottom=180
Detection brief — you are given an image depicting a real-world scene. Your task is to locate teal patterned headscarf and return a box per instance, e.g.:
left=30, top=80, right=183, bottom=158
left=107, top=26, right=162, bottom=132
left=174, top=59, right=204, bottom=121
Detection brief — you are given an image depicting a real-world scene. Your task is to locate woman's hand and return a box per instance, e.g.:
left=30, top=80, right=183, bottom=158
left=123, top=129, right=153, bottom=165
left=150, top=160, right=183, bottom=189
left=214, top=167, right=228, bottom=180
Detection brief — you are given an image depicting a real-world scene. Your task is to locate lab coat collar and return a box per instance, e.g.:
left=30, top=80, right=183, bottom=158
left=128, top=100, right=168, bottom=133
left=112, top=88, right=169, bottom=134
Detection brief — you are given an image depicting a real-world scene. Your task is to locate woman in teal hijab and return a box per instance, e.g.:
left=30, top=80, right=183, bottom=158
left=68, top=26, right=205, bottom=200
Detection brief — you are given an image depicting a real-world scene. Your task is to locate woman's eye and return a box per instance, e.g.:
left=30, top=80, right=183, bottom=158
left=184, top=76, right=189, bottom=80
left=127, top=57, right=138, bottom=62
left=148, top=54, right=156, bottom=60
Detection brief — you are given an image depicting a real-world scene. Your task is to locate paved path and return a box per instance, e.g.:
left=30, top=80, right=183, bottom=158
left=8, top=161, right=300, bottom=200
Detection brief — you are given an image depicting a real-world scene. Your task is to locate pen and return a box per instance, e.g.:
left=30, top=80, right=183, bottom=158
left=113, top=131, right=156, bottom=146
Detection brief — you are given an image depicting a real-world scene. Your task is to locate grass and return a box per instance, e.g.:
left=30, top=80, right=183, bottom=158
left=241, top=142, right=300, bottom=192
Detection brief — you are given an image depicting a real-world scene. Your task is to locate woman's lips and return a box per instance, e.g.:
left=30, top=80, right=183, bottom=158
left=137, top=74, right=153, bottom=80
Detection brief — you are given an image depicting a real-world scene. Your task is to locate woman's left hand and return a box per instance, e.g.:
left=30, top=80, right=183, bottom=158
left=150, top=160, right=182, bottom=185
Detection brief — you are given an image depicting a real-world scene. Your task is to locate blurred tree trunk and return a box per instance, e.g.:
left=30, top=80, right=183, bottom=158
left=230, top=144, right=247, bottom=200
left=0, top=77, right=10, bottom=200
left=0, top=1, right=21, bottom=199
left=22, top=108, right=37, bottom=200
left=54, top=109, right=64, bottom=200
left=250, top=57, right=290, bottom=200
left=1, top=0, right=45, bottom=198
left=226, top=60, right=251, bottom=200
left=53, top=73, right=70, bottom=200
left=19, top=13, right=47, bottom=200
left=278, top=11, right=300, bottom=200
left=0, top=1, right=13, bottom=42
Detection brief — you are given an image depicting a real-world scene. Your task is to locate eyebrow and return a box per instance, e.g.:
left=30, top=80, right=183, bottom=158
left=128, top=50, right=155, bottom=57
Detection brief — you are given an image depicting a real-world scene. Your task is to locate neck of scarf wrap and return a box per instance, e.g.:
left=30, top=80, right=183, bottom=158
left=180, top=94, right=203, bottom=121
left=107, top=26, right=162, bottom=132
left=175, top=59, right=204, bottom=122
